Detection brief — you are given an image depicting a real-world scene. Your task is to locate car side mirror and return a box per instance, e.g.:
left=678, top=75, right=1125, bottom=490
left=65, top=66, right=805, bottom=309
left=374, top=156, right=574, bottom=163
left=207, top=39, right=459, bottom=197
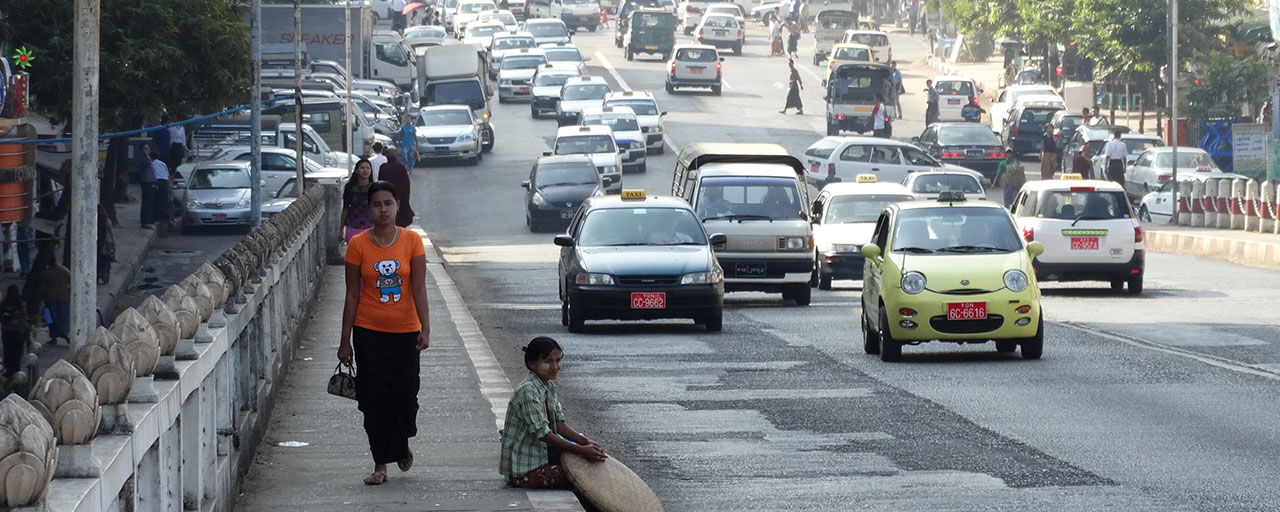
left=810, top=200, right=823, bottom=217
left=910, top=136, right=920, bottom=143
left=553, top=234, right=575, bottom=247
left=521, top=180, right=530, bottom=189
left=270, top=190, right=279, bottom=198
left=543, top=151, right=553, bottom=156
left=603, top=175, right=617, bottom=185
left=660, top=111, right=668, bottom=116
left=583, top=56, right=592, bottom=62
left=860, top=244, right=881, bottom=260
left=719, top=57, right=725, bottom=62
left=1026, top=240, right=1044, bottom=259
left=708, top=233, right=727, bottom=245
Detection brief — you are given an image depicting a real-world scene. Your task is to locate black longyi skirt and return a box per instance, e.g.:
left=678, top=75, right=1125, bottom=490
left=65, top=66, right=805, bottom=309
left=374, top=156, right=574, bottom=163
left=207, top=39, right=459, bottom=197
left=353, top=326, right=421, bottom=464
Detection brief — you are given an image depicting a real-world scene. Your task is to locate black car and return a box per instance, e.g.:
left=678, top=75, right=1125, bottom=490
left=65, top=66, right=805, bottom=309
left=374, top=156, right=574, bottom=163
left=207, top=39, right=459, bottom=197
left=914, top=123, right=1005, bottom=180
left=1048, top=111, right=1082, bottom=152
left=523, top=155, right=605, bottom=232
left=555, top=193, right=726, bottom=332
left=1002, top=102, right=1063, bottom=154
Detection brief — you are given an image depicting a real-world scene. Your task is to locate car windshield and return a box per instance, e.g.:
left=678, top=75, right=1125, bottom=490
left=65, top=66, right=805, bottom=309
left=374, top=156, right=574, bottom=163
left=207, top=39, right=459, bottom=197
left=564, top=0, right=595, bottom=4
left=233, top=154, right=321, bottom=173
left=804, top=138, right=841, bottom=159
left=910, top=174, right=984, bottom=195
left=418, top=109, right=471, bottom=126
left=937, top=125, right=1001, bottom=145
left=493, top=37, right=536, bottom=50
left=527, top=23, right=568, bottom=37
left=578, top=208, right=708, bottom=246
left=544, top=48, right=582, bottom=62
left=1058, top=115, right=1081, bottom=131
left=535, top=73, right=573, bottom=86
left=703, top=16, right=737, bottom=28
left=1154, top=151, right=1217, bottom=169
left=676, top=48, right=718, bottom=61
left=461, top=2, right=495, bottom=12
left=562, top=84, right=610, bottom=101
left=1019, top=108, right=1059, bottom=125
left=1125, top=138, right=1163, bottom=154
left=891, top=207, right=1022, bottom=253
left=503, top=56, right=546, bottom=70
left=425, top=81, right=485, bottom=111
left=834, top=46, right=870, bottom=61
left=190, top=168, right=249, bottom=190
left=535, top=163, right=599, bottom=188
left=468, top=24, right=505, bottom=36
left=481, top=12, right=517, bottom=24
left=850, top=33, right=888, bottom=46
left=555, top=134, right=616, bottom=154
left=1010, top=88, right=1056, bottom=102
left=1035, top=190, right=1131, bottom=220
left=606, top=100, right=658, bottom=115
left=584, top=116, right=640, bottom=131
left=696, top=176, right=806, bottom=221
left=825, top=194, right=914, bottom=224
left=935, top=81, right=974, bottom=96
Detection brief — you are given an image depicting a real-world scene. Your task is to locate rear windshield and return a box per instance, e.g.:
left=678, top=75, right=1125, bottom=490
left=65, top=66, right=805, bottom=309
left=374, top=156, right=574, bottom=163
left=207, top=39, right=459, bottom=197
left=527, top=23, right=568, bottom=37
left=502, top=56, right=546, bottom=70
left=849, top=33, right=888, bottom=46
left=555, top=134, right=616, bottom=154
left=1125, top=139, right=1163, bottom=154
left=935, top=81, right=974, bottom=96
left=460, top=2, right=495, bottom=13
left=703, top=16, right=738, bottom=28
left=676, top=48, right=718, bottom=61
left=1035, top=190, right=1131, bottom=219
left=191, top=168, right=249, bottom=190
left=606, top=100, right=659, bottom=115
left=696, top=176, right=805, bottom=221
left=910, top=174, right=984, bottom=195
left=563, top=83, right=611, bottom=101
left=805, top=138, right=842, bottom=159
left=1019, top=108, right=1059, bottom=125
left=493, top=37, right=536, bottom=50
left=584, top=116, right=640, bottom=132
left=937, top=125, right=1000, bottom=146
left=834, top=46, right=870, bottom=61
left=892, top=207, right=1022, bottom=253
left=535, top=73, right=573, bottom=86
left=544, top=48, right=582, bottom=62
left=825, top=194, right=914, bottom=224
left=468, top=24, right=505, bottom=37
left=425, top=81, right=485, bottom=111
left=1154, top=152, right=1215, bottom=169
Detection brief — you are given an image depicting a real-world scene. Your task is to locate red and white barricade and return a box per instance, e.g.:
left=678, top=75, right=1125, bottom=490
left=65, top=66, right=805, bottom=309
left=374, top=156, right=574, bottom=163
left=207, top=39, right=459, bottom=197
left=1190, top=180, right=1207, bottom=227
left=1177, top=180, right=1193, bottom=226
left=1215, top=177, right=1233, bottom=229
left=1245, top=179, right=1260, bottom=232
left=1229, top=178, right=1247, bottom=230
left=1260, top=181, right=1276, bottom=233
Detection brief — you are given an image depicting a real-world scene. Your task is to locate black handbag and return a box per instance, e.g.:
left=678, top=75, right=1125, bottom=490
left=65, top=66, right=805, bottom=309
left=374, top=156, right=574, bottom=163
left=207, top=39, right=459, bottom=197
left=327, top=363, right=357, bottom=400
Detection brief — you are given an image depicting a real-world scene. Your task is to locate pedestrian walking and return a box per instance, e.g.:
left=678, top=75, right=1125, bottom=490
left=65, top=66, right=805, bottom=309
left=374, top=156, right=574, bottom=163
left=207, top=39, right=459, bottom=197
left=369, top=142, right=388, bottom=181
left=1072, top=143, right=1094, bottom=179
left=500, top=337, right=608, bottom=489
left=1102, top=129, right=1127, bottom=185
left=165, top=118, right=187, bottom=172
left=779, top=59, right=804, bottom=115
left=889, top=61, right=904, bottom=118
left=924, top=79, right=939, bottom=125
left=769, top=16, right=784, bottom=57
left=378, top=154, right=416, bottom=228
left=871, top=94, right=891, bottom=138
left=399, top=115, right=419, bottom=169
left=97, top=205, right=115, bottom=285
left=136, top=143, right=157, bottom=228
left=390, top=0, right=408, bottom=31
left=599, top=8, right=609, bottom=28
left=0, top=285, right=29, bottom=377
left=785, top=20, right=801, bottom=59
left=337, top=180, right=430, bottom=487
left=41, top=259, right=70, bottom=345
left=341, top=159, right=376, bottom=243
left=907, top=0, right=919, bottom=34
left=798, top=0, right=809, bottom=32
left=149, top=150, right=172, bottom=224
left=993, top=150, right=1025, bottom=208
left=1040, top=122, right=1058, bottom=180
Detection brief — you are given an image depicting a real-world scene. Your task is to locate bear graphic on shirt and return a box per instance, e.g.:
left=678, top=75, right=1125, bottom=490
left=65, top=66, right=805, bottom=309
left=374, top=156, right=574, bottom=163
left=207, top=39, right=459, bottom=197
left=374, top=259, right=403, bottom=303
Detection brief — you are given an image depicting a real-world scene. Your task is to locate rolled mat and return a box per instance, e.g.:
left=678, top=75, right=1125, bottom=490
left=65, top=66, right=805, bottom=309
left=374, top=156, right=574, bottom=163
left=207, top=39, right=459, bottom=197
left=562, top=451, right=663, bottom=512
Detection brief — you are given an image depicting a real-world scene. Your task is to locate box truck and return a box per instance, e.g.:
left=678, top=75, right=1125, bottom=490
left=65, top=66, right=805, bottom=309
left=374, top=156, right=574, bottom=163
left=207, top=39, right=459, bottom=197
left=260, top=4, right=418, bottom=91
left=418, top=44, right=496, bottom=152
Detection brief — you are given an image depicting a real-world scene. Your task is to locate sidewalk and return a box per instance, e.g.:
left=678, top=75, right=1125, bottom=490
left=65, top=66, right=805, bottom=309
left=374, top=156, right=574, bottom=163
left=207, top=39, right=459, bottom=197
left=1144, top=222, right=1280, bottom=271
left=234, top=232, right=585, bottom=511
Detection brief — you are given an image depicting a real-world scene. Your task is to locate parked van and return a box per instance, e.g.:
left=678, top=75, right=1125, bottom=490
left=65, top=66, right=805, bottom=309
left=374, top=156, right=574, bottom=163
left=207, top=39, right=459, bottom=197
left=529, top=0, right=603, bottom=31
left=672, top=143, right=815, bottom=305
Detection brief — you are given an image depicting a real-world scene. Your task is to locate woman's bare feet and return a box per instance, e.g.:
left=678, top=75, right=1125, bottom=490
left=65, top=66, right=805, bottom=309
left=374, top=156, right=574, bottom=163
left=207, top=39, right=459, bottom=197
left=364, top=463, right=389, bottom=485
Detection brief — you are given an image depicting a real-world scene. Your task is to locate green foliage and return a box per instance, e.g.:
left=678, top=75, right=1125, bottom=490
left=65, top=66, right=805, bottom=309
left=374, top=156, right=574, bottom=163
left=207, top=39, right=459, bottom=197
left=0, top=0, right=250, bottom=128
left=1183, top=50, right=1271, bottom=120
left=1071, top=0, right=1247, bottom=79
left=1013, top=0, right=1073, bottom=47
left=942, top=0, right=1022, bottom=37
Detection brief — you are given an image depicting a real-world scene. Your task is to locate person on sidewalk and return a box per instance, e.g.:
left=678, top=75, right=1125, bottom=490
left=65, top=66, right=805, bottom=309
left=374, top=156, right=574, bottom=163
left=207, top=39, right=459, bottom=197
left=399, top=115, right=419, bottom=170
left=337, top=181, right=430, bottom=487
left=500, top=337, right=607, bottom=489
left=1102, top=129, right=1127, bottom=185
left=889, top=62, right=904, bottom=118
left=0, top=285, right=29, bottom=377
left=871, top=94, right=890, bottom=138
left=368, top=142, right=388, bottom=181
left=1040, top=122, right=1058, bottom=180
left=165, top=118, right=188, bottom=172
left=136, top=143, right=157, bottom=229
left=42, top=259, right=70, bottom=345
left=378, top=153, right=416, bottom=228
left=993, top=150, right=1026, bottom=208
left=1072, top=143, right=1094, bottom=179
left=907, top=0, right=919, bottom=35
left=149, top=150, right=173, bottom=225
left=924, top=79, right=939, bottom=125
left=340, top=159, right=376, bottom=243
left=779, top=59, right=804, bottom=115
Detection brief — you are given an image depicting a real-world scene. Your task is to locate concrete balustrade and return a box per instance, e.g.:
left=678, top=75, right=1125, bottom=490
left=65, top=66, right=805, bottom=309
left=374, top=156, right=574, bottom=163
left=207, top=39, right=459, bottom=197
left=1177, top=180, right=1193, bottom=226
left=1, top=184, right=336, bottom=512
left=1229, top=178, right=1247, bottom=230
left=1245, top=180, right=1261, bottom=232
left=1214, top=178, right=1232, bottom=229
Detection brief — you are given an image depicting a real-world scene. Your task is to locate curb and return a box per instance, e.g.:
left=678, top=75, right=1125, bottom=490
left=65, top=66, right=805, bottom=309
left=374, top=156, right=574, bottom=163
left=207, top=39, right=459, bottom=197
left=1144, top=228, right=1280, bottom=271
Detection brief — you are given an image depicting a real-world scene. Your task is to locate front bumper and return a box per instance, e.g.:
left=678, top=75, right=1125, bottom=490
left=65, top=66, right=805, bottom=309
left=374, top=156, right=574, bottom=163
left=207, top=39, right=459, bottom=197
left=819, top=251, right=865, bottom=280
left=184, top=207, right=253, bottom=226
left=556, top=110, right=582, bottom=125
left=644, top=131, right=664, bottom=148
left=1034, top=250, right=1144, bottom=283
left=528, top=203, right=579, bottom=226
left=667, top=76, right=721, bottom=88
left=417, top=139, right=480, bottom=159
left=884, top=290, right=1041, bottom=342
left=717, top=256, right=813, bottom=292
left=567, top=282, right=724, bottom=321
left=621, top=146, right=646, bottom=170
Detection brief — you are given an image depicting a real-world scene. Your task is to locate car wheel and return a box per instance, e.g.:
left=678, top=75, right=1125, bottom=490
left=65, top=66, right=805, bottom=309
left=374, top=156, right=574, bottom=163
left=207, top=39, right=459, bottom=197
left=588, top=23, right=598, bottom=32
left=666, top=82, right=675, bottom=94
left=482, top=127, right=494, bottom=153
left=862, top=312, right=880, bottom=354
left=560, top=296, right=569, bottom=326
left=531, top=105, right=539, bottom=118
left=818, top=274, right=832, bottom=290
left=1127, top=274, right=1144, bottom=295
left=1139, top=205, right=1152, bottom=222
left=498, top=96, right=508, bottom=104
left=702, top=308, right=723, bottom=332
left=711, top=85, right=722, bottom=96
left=878, top=306, right=902, bottom=362
left=1021, top=314, right=1044, bottom=360
left=566, top=298, right=585, bottom=332
left=995, top=341, right=1018, bottom=352
left=792, top=283, right=810, bottom=306
left=810, top=254, right=820, bottom=288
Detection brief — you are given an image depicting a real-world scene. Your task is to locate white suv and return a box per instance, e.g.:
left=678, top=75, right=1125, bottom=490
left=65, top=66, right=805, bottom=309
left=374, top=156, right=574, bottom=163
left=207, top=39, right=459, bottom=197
left=695, top=14, right=743, bottom=55
left=556, top=75, right=612, bottom=126
left=603, top=91, right=666, bottom=154
left=1010, top=177, right=1145, bottom=294
left=552, top=125, right=623, bottom=193
left=666, top=44, right=722, bottom=95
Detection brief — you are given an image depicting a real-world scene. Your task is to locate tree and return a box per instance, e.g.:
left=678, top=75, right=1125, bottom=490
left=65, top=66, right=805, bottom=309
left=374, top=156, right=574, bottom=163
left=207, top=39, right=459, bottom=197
left=1183, top=50, right=1271, bottom=120
left=1071, top=0, right=1247, bottom=80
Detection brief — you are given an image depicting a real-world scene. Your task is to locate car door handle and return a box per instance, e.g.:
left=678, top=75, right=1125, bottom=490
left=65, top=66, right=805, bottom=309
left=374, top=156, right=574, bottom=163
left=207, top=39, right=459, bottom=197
left=871, top=167, right=880, bottom=171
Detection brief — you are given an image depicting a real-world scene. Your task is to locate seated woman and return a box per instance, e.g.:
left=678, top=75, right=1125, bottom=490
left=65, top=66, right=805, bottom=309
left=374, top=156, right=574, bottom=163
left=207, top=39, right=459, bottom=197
left=500, top=337, right=608, bottom=489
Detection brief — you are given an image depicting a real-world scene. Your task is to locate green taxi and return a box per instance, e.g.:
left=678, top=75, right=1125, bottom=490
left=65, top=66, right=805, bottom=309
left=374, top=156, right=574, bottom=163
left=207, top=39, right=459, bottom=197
left=859, top=191, right=1045, bottom=362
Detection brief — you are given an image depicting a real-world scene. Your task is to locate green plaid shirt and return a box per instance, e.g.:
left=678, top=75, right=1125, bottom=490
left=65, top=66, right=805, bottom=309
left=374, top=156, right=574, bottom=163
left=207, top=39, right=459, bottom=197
left=499, top=372, right=565, bottom=479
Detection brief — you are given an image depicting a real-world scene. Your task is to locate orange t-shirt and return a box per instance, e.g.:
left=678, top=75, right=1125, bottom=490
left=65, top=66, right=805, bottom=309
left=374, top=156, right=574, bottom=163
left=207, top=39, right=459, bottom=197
left=345, top=228, right=427, bottom=333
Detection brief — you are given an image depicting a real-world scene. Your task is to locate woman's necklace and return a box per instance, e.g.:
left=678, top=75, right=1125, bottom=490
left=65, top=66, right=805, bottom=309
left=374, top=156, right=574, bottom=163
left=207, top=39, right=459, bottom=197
left=369, top=227, right=399, bottom=248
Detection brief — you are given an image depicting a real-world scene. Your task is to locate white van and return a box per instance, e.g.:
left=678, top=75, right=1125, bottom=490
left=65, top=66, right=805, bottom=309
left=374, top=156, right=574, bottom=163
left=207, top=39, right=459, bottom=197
left=678, top=0, right=714, bottom=35
left=673, top=143, right=815, bottom=305
left=840, top=30, right=890, bottom=62
left=529, top=0, right=603, bottom=31
left=932, top=75, right=980, bottom=122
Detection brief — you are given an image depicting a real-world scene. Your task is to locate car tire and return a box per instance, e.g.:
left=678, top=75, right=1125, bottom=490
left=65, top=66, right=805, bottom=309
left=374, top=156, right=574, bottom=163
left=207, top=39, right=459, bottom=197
left=711, top=85, right=722, bottom=95
left=818, top=274, right=832, bottom=290
left=878, top=307, right=901, bottom=362
left=531, top=105, right=539, bottom=118
left=702, top=308, right=723, bottom=332
left=1127, top=275, right=1144, bottom=295
left=655, top=143, right=665, bottom=154
left=498, top=96, right=508, bottom=104
left=666, top=82, right=675, bottom=94
left=566, top=298, right=585, bottom=332
left=791, top=283, right=811, bottom=306
left=862, top=312, right=880, bottom=354
left=560, top=296, right=569, bottom=326
left=995, top=341, right=1018, bottom=353
left=813, top=54, right=820, bottom=66
left=469, top=153, right=481, bottom=166
left=733, top=43, right=742, bottom=55
left=588, top=23, right=598, bottom=32
left=1139, top=205, right=1152, bottom=222
left=1021, top=314, right=1044, bottom=360
left=482, top=127, right=494, bottom=153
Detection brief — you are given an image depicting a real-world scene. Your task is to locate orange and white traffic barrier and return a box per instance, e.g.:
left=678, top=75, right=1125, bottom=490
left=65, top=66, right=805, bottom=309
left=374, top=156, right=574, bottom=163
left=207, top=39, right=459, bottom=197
left=1177, top=180, right=1193, bottom=226
left=1215, top=177, right=1233, bottom=229
left=1245, top=179, right=1260, bottom=232
left=1229, top=178, right=1247, bottom=230
left=1260, top=181, right=1276, bottom=233
left=1190, top=179, right=1207, bottom=227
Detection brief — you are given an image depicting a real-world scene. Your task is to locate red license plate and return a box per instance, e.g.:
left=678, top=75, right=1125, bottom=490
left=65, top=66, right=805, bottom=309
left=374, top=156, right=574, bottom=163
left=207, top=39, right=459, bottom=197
left=519, top=87, right=529, bottom=93
left=212, top=213, right=228, bottom=221
left=946, top=301, right=987, bottom=321
left=690, top=67, right=703, bottom=74
left=1069, top=237, right=1099, bottom=250
left=631, top=292, right=666, bottom=309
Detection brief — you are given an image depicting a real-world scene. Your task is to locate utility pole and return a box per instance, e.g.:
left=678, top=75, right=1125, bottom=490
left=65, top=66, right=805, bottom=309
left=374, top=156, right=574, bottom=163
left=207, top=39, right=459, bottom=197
left=250, top=0, right=263, bottom=226
left=1170, top=0, right=1179, bottom=224
left=346, top=0, right=354, bottom=166
left=294, top=0, right=305, bottom=197
left=70, top=0, right=101, bottom=352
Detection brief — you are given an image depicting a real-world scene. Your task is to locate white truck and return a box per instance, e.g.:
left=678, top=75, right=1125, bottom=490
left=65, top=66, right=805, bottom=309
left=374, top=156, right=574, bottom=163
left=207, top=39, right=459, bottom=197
left=260, top=4, right=418, bottom=91
left=418, top=44, right=495, bottom=152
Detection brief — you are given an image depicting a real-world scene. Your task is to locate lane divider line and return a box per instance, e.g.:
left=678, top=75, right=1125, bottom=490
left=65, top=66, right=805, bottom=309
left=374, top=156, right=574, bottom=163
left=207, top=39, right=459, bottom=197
left=1061, top=321, right=1280, bottom=383
left=595, top=51, right=679, bottom=152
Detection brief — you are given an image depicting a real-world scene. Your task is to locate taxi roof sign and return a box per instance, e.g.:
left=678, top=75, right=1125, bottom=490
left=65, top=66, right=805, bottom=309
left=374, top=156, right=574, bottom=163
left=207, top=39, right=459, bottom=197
left=621, top=190, right=646, bottom=200
left=937, top=190, right=966, bottom=202
left=623, top=91, right=635, bottom=96
left=1061, top=173, right=1083, bottom=181
left=855, top=174, right=877, bottom=183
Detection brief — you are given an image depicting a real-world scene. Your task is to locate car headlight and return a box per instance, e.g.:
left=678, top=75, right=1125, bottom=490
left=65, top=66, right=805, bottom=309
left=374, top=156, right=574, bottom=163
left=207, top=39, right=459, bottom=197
left=574, top=272, right=614, bottom=285
left=1004, top=269, right=1029, bottom=292
left=680, top=267, right=722, bottom=284
left=237, top=198, right=251, bottom=208
left=324, top=156, right=338, bottom=166
left=901, top=271, right=927, bottom=294
left=832, top=243, right=860, bottom=253
left=186, top=199, right=202, bottom=209
left=783, top=236, right=808, bottom=251
left=457, top=134, right=473, bottom=143
left=531, top=191, right=548, bottom=206
left=629, top=141, right=645, bottom=150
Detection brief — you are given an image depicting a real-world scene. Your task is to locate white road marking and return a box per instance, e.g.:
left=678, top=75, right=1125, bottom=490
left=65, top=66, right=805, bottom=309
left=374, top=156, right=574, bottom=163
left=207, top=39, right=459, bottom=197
left=1064, top=322, right=1280, bottom=383
left=595, top=51, right=679, bottom=152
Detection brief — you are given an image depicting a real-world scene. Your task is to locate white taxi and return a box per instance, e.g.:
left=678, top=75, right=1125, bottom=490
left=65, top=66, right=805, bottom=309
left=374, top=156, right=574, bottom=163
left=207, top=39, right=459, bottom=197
left=603, top=91, right=667, bottom=154
left=810, top=175, right=915, bottom=290
left=1010, top=174, right=1145, bottom=294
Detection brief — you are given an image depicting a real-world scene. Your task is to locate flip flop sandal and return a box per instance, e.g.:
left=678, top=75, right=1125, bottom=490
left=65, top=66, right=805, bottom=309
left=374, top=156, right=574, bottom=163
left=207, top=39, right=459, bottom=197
left=363, top=471, right=387, bottom=486
left=397, top=450, right=414, bottom=472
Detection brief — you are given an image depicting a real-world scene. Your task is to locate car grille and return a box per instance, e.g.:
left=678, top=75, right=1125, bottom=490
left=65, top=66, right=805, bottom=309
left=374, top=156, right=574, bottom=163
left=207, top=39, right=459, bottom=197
left=929, top=315, right=1004, bottom=334
left=615, top=275, right=680, bottom=285
left=426, top=137, right=454, bottom=144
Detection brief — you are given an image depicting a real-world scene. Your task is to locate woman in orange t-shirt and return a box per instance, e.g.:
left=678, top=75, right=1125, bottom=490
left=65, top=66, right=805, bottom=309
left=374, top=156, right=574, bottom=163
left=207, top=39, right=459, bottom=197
left=337, top=181, right=430, bottom=486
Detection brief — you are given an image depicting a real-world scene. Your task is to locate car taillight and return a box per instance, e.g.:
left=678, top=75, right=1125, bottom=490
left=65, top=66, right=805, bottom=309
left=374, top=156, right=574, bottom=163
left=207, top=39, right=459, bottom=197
left=985, top=150, right=1004, bottom=158
left=738, top=30, right=743, bottom=38
left=715, top=61, right=721, bottom=76
left=1157, top=174, right=1172, bottom=182
left=836, top=114, right=844, bottom=121
left=971, top=96, right=979, bottom=105
left=1023, top=227, right=1034, bottom=242
left=1134, top=226, right=1144, bottom=243
left=1070, top=186, right=1095, bottom=192
left=828, top=60, right=835, bottom=70
left=1011, top=125, right=1018, bottom=137
left=670, top=61, right=676, bottom=75
left=940, top=151, right=958, bottom=158
left=686, top=6, right=700, bottom=12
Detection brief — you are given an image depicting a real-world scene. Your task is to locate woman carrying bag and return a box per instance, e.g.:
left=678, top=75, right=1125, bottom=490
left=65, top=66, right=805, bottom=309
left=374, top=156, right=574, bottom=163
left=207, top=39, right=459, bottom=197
left=337, top=181, right=431, bottom=486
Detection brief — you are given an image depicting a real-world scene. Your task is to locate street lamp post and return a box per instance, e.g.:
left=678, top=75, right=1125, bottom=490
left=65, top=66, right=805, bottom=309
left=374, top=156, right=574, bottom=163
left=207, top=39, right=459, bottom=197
left=1170, top=0, right=1179, bottom=224
left=69, top=0, right=101, bottom=352
left=250, top=0, right=263, bottom=227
